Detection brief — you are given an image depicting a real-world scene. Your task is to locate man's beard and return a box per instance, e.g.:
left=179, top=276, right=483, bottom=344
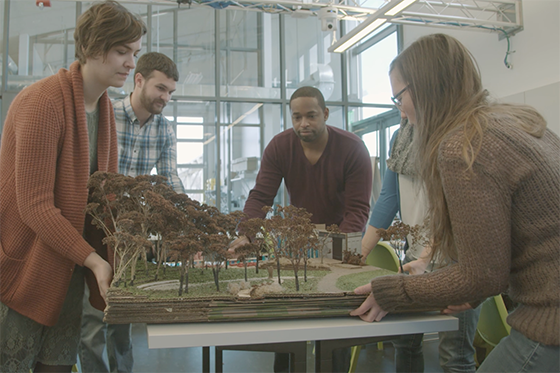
left=296, top=130, right=316, bottom=142
left=295, top=127, right=324, bottom=143
left=140, top=91, right=166, bottom=115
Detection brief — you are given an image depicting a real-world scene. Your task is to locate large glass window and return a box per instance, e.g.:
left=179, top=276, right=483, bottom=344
left=176, top=6, right=216, bottom=97
left=165, top=100, right=216, bottom=205
left=219, top=11, right=280, bottom=100
left=6, top=0, right=77, bottom=90
left=0, top=1, right=401, bottom=212
left=284, top=15, right=342, bottom=102
left=344, top=23, right=401, bottom=178
left=362, top=130, right=380, bottom=158
left=349, top=29, right=397, bottom=106
left=220, top=102, right=282, bottom=212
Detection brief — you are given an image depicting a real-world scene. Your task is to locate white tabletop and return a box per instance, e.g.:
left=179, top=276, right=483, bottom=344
left=147, top=313, right=458, bottom=349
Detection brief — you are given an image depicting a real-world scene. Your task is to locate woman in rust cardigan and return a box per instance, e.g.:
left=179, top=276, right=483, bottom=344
left=0, top=2, right=146, bottom=372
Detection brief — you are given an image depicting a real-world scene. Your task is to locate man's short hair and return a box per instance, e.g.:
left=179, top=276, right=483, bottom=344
left=134, top=52, right=179, bottom=84
left=74, top=1, right=146, bottom=65
left=289, top=86, right=326, bottom=111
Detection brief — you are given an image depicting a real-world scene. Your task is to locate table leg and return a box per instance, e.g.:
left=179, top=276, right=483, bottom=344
left=203, top=346, right=210, bottom=373
left=314, top=340, right=333, bottom=373
left=293, top=347, right=307, bottom=373
left=315, top=336, right=394, bottom=372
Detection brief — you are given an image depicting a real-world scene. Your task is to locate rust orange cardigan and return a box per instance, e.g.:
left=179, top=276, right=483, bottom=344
left=0, top=61, right=118, bottom=326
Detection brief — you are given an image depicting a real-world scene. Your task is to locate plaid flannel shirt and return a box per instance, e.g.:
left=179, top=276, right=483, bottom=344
left=113, top=95, right=185, bottom=193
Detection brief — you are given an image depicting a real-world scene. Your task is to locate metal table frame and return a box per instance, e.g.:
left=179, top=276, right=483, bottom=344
left=147, top=313, right=458, bottom=372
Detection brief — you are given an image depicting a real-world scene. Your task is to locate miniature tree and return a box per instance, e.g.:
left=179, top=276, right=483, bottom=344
left=132, top=188, right=182, bottom=283
left=252, top=229, right=273, bottom=274
left=237, top=217, right=267, bottom=277
left=86, top=172, right=171, bottom=286
left=263, top=209, right=285, bottom=285
left=154, top=192, right=203, bottom=280
left=101, top=216, right=152, bottom=287
left=122, top=175, right=175, bottom=284
left=203, top=233, right=230, bottom=292
left=167, top=229, right=203, bottom=295
left=285, top=205, right=317, bottom=291
left=342, top=249, right=363, bottom=265
left=234, top=242, right=259, bottom=282
left=197, top=206, right=244, bottom=291
left=265, top=205, right=316, bottom=292
left=153, top=193, right=205, bottom=295
left=377, top=220, right=428, bottom=273
left=303, top=230, right=318, bottom=282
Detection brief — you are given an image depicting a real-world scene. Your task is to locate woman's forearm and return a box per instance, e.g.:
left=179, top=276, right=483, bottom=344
left=361, top=224, right=382, bottom=262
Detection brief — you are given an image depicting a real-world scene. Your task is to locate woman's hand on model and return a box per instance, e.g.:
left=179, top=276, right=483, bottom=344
left=84, top=252, right=113, bottom=303
left=401, top=258, right=429, bottom=275
left=350, top=284, right=388, bottom=322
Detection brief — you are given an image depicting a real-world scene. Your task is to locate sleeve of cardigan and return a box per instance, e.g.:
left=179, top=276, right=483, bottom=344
left=338, top=140, right=372, bottom=233
left=13, top=94, right=95, bottom=266
left=371, top=151, right=512, bottom=312
left=243, top=138, right=284, bottom=219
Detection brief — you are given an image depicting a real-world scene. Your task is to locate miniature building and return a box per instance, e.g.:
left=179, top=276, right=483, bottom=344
left=316, top=227, right=362, bottom=260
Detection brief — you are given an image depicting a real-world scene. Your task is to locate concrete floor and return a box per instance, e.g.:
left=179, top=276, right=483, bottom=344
left=127, top=323, right=445, bottom=373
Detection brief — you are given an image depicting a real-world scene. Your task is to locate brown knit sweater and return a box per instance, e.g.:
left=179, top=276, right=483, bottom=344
left=371, top=120, right=560, bottom=346
left=0, top=61, right=118, bottom=326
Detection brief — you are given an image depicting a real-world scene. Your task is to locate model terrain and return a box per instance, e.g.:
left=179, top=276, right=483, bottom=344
left=86, top=172, right=397, bottom=323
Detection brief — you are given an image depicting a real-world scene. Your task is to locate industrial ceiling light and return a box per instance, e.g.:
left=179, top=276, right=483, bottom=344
left=385, top=0, right=416, bottom=16
left=328, top=0, right=416, bottom=53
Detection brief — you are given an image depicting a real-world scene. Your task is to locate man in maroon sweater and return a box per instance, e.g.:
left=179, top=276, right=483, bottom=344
left=234, top=86, right=372, bottom=239
left=231, top=86, right=372, bottom=372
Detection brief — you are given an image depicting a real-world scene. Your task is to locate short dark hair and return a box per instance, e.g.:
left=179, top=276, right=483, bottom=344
left=289, top=86, right=326, bottom=110
left=74, top=1, right=147, bottom=65
left=134, top=52, right=179, bottom=84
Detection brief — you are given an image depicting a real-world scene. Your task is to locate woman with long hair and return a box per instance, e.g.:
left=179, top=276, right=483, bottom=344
left=352, top=33, right=559, bottom=372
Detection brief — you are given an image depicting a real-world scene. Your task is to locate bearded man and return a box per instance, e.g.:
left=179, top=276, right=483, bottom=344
left=79, top=52, right=184, bottom=373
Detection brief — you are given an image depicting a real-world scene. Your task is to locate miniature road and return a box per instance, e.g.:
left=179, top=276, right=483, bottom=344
left=316, top=263, right=376, bottom=292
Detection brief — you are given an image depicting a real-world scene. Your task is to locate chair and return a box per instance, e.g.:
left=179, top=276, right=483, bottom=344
left=473, top=294, right=511, bottom=366
left=365, top=241, right=400, bottom=272
left=349, top=242, right=400, bottom=372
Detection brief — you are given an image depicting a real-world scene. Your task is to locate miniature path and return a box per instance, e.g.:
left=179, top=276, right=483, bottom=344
left=316, top=263, right=377, bottom=293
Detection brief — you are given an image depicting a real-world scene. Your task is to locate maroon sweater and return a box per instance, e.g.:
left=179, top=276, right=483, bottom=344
left=244, top=126, right=372, bottom=233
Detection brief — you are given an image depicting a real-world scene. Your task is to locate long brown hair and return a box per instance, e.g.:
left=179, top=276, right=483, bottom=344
left=390, top=34, right=546, bottom=262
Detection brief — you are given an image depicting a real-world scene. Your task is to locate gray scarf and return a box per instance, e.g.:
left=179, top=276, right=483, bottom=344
left=386, top=118, right=416, bottom=176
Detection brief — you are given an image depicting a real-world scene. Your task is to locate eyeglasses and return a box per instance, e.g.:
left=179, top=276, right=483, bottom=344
left=391, top=86, right=408, bottom=107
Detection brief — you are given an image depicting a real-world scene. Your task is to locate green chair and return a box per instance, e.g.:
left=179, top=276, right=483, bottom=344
left=349, top=242, right=400, bottom=373
left=473, top=294, right=511, bottom=366
left=365, top=241, right=401, bottom=272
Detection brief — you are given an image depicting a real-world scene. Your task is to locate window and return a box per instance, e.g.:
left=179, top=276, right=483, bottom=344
left=1, top=3, right=401, bottom=213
